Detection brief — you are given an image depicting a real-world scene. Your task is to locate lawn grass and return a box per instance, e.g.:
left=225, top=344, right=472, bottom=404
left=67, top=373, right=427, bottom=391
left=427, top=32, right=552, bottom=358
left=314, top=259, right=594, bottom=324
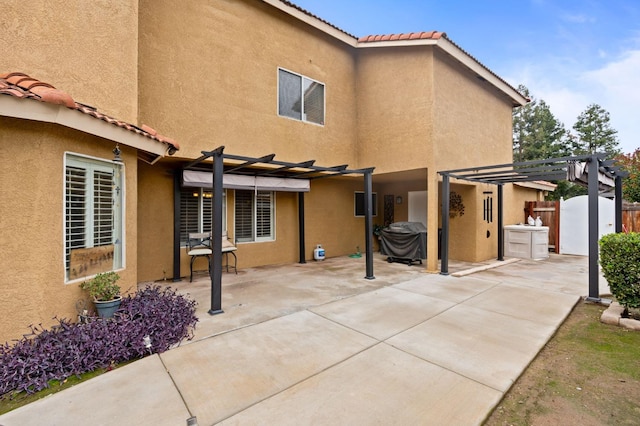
left=484, top=301, right=640, bottom=425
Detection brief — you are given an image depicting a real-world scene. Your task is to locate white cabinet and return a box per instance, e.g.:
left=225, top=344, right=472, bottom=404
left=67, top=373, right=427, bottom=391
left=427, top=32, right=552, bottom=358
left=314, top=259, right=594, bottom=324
left=504, top=225, right=549, bottom=260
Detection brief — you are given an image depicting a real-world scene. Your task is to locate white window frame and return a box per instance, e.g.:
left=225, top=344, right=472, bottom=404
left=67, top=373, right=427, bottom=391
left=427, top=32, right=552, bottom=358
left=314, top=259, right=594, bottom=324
left=64, top=153, right=125, bottom=282
left=180, top=188, right=227, bottom=246
left=234, top=190, right=275, bottom=243
left=354, top=191, right=378, bottom=217
left=277, top=67, right=325, bottom=126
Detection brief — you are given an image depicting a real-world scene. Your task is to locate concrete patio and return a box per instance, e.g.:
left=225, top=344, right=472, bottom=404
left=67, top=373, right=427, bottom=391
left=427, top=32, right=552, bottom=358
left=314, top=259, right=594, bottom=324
left=0, top=253, right=610, bottom=425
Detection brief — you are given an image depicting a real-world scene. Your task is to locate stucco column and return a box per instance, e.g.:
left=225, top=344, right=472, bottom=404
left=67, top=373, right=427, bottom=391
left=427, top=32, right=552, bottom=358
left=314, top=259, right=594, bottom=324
left=426, top=169, right=440, bottom=272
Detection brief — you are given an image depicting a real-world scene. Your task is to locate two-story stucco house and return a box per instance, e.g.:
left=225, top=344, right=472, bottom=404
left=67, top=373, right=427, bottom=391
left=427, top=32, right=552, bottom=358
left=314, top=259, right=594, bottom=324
left=0, top=0, right=533, bottom=342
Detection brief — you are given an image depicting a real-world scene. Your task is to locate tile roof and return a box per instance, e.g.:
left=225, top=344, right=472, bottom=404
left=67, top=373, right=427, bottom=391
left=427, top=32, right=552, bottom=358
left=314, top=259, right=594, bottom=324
left=358, top=31, right=446, bottom=43
left=277, top=0, right=357, bottom=39
left=0, top=72, right=179, bottom=151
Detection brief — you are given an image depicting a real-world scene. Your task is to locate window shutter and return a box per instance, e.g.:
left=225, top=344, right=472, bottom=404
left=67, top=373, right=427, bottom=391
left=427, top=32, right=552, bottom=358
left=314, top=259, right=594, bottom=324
left=65, top=166, right=86, bottom=271
left=202, top=191, right=212, bottom=234
left=256, top=191, right=272, bottom=238
left=93, top=170, right=114, bottom=247
left=235, top=190, right=254, bottom=242
left=180, top=189, right=200, bottom=244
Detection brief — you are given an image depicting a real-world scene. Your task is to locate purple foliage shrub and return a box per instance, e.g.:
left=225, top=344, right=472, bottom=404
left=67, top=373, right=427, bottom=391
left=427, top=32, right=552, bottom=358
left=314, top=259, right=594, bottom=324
left=0, top=285, right=197, bottom=398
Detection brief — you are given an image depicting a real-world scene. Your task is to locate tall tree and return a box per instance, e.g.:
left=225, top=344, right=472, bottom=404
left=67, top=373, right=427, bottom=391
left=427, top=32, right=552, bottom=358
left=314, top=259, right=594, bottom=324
left=616, top=148, right=640, bottom=202
left=571, top=104, right=620, bottom=155
left=513, top=85, right=569, bottom=162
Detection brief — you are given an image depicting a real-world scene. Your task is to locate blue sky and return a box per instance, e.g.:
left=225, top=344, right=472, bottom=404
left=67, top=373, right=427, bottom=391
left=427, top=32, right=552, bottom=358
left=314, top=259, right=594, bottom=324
left=292, top=0, right=640, bottom=154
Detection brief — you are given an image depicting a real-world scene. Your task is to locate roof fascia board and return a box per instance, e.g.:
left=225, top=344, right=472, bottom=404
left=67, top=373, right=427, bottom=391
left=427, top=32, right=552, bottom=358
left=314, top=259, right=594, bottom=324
left=261, top=0, right=357, bottom=46
left=355, top=39, right=439, bottom=49
left=515, top=181, right=557, bottom=191
left=0, top=95, right=168, bottom=157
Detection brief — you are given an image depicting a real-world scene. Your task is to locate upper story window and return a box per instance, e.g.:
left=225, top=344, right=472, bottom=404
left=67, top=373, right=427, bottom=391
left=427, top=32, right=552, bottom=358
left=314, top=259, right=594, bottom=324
left=65, top=153, right=123, bottom=281
left=278, top=68, right=325, bottom=125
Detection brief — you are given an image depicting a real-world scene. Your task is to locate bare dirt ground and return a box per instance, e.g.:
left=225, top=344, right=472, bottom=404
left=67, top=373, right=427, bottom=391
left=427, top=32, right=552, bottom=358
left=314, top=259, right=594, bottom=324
left=484, top=301, right=640, bottom=426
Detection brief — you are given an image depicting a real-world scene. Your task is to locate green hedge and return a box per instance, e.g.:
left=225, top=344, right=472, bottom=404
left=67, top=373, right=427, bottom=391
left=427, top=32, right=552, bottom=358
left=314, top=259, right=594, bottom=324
left=599, top=232, right=640, bottom=309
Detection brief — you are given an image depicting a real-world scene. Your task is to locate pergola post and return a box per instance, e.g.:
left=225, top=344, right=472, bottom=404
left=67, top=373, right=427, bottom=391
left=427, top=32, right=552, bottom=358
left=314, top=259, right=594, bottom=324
left=586, top=155, right=600, bottom=302
left=364, top=169, right=375, bottom=279
left=615, top=175, right=623, bottom=233
left=173, top=172, right=182, bottom=282
left=440, top=174, right=450, bottom=275
left=208, top=146, right=225, bottom=315
left=298, top=192, right=306, bottom=263
left=497, top=184, right=504, bottom=261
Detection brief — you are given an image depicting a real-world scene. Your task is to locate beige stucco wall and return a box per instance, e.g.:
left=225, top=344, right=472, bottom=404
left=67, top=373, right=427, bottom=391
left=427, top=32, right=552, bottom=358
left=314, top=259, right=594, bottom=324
left=138, top=0, right=358, bottom=166
left=0, top=117, right=138, bottom=343
left=137, top=162, right=176, bottom=281
left=1, top=0, right=139, bottom=123
left=504, top=184, right=546, bottom=226
left=431, top=49, right=515, bottom=264
left=355, top=47, right=434, bottom=173
left=432, top=50, right=513, bottom=170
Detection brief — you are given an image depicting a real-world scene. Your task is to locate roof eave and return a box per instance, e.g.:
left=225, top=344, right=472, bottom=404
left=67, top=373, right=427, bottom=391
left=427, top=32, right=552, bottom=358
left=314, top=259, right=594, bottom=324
left=0, top=95, right=171, bottom=164
left=436, top=38, right=528, bottom=107
left=262, top=0, right=357, bottom=46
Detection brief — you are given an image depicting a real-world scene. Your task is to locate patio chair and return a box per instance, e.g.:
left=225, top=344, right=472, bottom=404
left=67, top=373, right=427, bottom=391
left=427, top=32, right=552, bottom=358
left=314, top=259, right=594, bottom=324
left=221, top=232, right=238, bottom=274
left=187, top=232, right=212, bottom=282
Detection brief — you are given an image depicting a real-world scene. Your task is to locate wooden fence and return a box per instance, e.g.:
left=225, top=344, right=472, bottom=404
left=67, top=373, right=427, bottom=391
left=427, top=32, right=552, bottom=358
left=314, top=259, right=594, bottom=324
left=524, top=201, right=640, bottom=252
left=622, top=203, right=640, bottom=233
left=524, top=201, right=560, bottom=252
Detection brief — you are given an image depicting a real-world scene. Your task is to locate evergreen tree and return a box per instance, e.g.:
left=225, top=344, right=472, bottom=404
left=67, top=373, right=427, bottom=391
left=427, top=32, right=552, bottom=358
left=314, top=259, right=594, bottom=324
left=513, top=85, right=569, bottom=162
left=571, top=104, right=620, bottom=155
left=616, top=148, right=640, bottom=202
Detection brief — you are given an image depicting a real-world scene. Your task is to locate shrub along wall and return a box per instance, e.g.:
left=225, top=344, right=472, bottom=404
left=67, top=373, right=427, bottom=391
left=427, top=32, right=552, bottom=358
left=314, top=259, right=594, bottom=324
left=599, top=232, right=640, bottom=309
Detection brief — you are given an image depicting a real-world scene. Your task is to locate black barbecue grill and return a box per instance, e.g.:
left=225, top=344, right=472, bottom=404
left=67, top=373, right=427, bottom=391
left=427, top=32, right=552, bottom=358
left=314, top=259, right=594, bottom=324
left=379, top=222, right=427, bottom=266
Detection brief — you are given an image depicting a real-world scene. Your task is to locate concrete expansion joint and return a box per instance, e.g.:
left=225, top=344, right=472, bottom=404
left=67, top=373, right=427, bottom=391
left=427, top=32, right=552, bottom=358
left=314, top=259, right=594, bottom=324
left=451, top=258, right=521, bottom=277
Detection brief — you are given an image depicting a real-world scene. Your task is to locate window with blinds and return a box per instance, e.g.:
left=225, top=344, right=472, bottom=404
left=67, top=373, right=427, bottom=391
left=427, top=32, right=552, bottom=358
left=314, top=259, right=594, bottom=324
left=179, top=188, right=222, bottom=245
left=65, top=154, right=123, bottom=281
left=278, top=68, right=325, bottom=125
left=235, top=190, right=274, bottom=242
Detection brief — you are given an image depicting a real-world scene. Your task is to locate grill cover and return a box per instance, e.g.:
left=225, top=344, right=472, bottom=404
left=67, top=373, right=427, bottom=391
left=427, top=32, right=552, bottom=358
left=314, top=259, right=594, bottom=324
left=380, top=222, right=427, bottom=260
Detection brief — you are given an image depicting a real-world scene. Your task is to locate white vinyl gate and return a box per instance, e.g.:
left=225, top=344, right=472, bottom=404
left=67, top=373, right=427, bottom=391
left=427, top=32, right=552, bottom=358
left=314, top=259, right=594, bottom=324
left=559, top=195, right=615, bottom=256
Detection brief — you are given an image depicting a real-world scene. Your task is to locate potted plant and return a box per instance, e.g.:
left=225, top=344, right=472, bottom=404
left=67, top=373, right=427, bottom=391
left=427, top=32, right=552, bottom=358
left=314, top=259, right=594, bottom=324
left=373, top=224, right=385, bottom=252
left=80, top=271, right=122, bottom=318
